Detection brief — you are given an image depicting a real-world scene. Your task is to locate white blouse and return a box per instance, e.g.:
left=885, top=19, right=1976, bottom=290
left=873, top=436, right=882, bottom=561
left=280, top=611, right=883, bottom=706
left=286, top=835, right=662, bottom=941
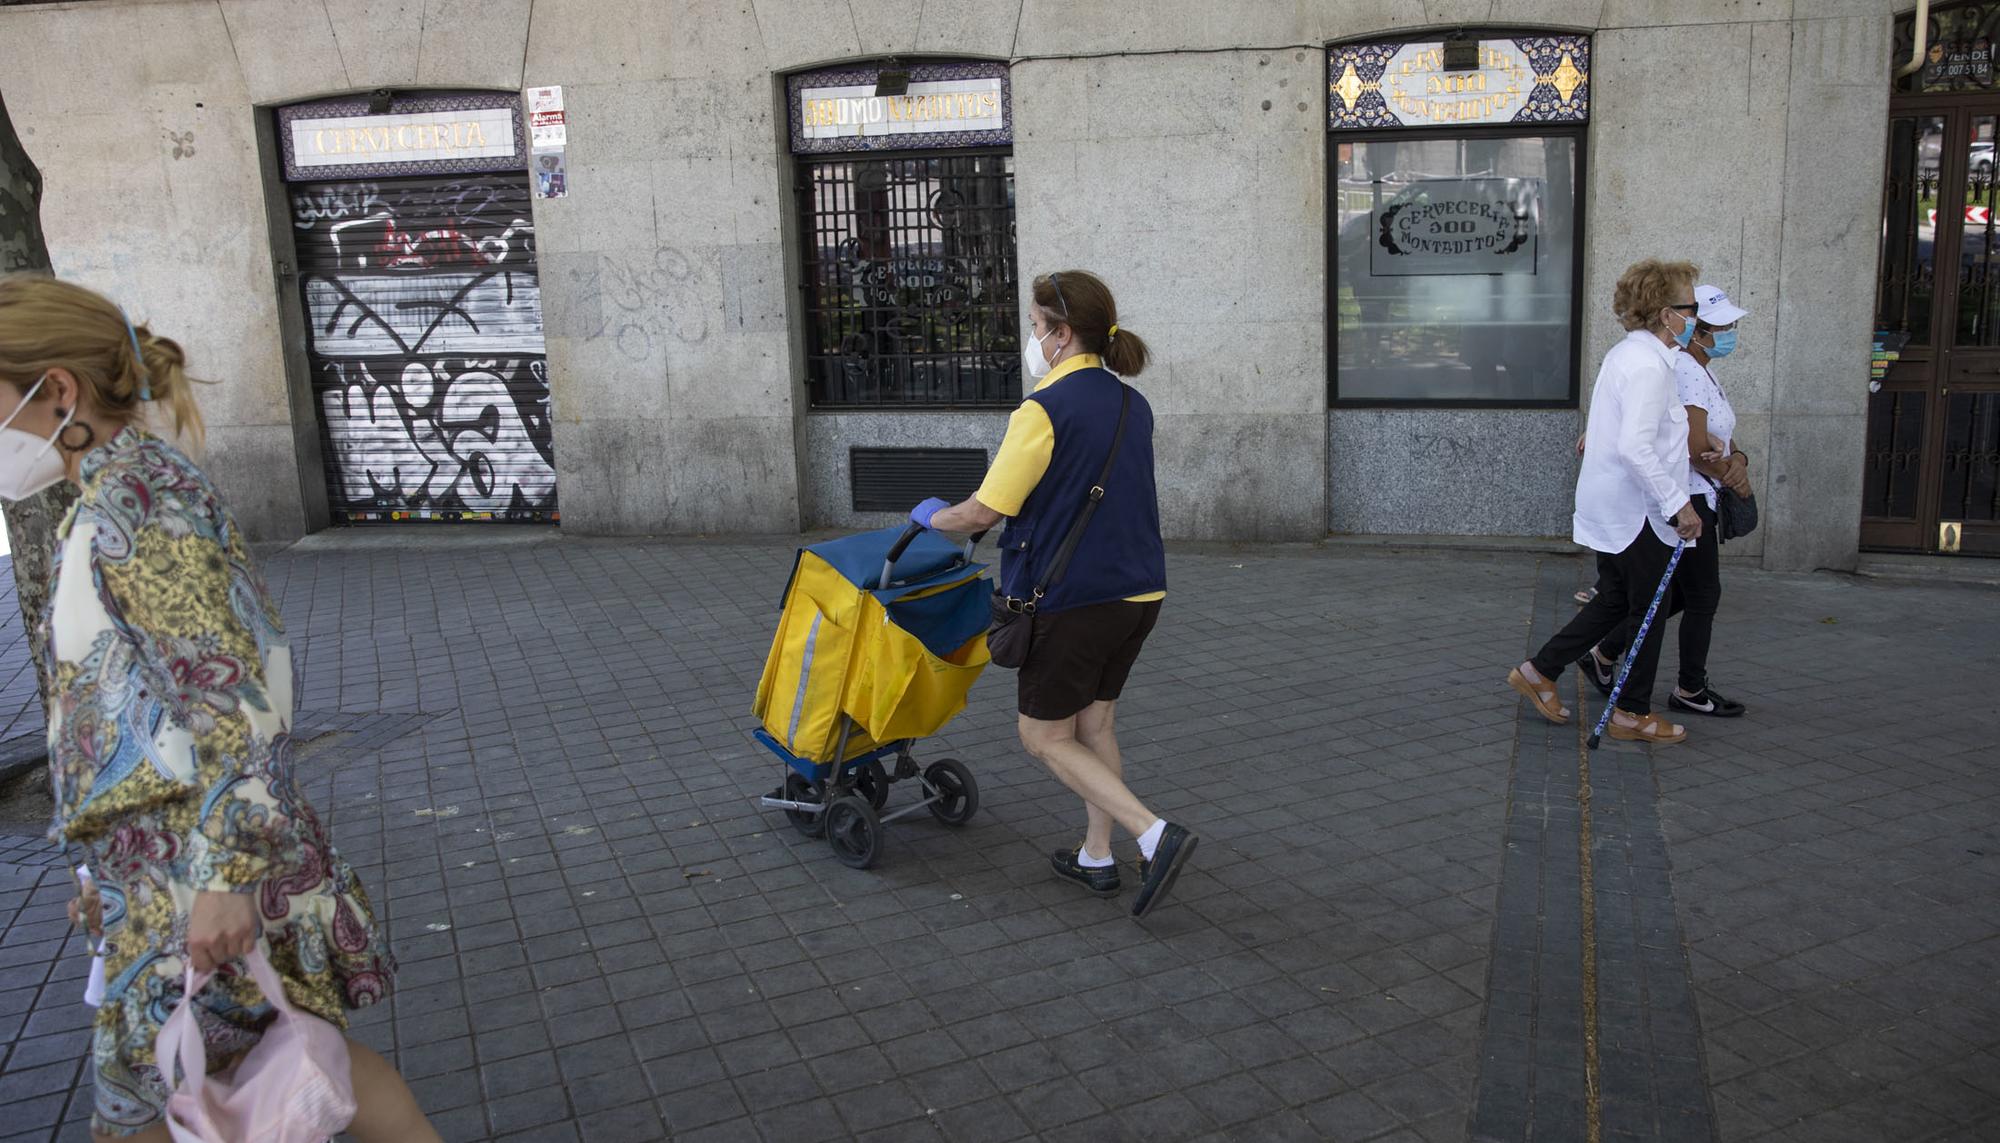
left=1674, top=353, right=1736, bottom=509
left=1573, top=330, right=1694, bottom=554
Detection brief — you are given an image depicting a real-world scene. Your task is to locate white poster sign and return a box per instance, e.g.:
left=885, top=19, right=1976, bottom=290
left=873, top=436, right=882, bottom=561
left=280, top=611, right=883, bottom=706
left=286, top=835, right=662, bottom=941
left=526, top=85, right=567, bottom=150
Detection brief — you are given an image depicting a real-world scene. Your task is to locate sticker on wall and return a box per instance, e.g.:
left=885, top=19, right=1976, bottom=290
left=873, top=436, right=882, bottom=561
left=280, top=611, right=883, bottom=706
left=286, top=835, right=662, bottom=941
left=534, top=150, right=568, bottom=199
left=1328, top=36, right=1590, bottom=131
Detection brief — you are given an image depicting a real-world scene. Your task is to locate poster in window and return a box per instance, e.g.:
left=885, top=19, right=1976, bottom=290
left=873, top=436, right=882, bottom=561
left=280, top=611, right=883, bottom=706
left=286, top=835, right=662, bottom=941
left=1905, top=2, right=2000, bottom=91
left=1369, top=178, right=1540, bottom=277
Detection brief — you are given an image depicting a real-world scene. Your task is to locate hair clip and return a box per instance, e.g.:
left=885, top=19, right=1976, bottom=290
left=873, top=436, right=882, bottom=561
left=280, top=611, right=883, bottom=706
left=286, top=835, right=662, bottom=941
left=123, top=311, right=152, bottom=400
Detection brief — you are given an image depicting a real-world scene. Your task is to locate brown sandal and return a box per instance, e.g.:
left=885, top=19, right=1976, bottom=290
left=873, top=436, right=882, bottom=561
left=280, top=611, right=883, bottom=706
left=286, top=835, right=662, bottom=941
left=1607, top=711, right=1687, bottom=745
left=1507, top=666, right=1570, bottom=724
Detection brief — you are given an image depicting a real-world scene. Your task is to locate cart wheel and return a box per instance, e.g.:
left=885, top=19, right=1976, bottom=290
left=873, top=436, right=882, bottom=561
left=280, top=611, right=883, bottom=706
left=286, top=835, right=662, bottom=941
left=824, top=796, right=882, bottom=870
left=852, top=760, right=890, bottom=811
left=784, top=773, right=825, bottom=839
left=924, top=758, right=979, bottom=826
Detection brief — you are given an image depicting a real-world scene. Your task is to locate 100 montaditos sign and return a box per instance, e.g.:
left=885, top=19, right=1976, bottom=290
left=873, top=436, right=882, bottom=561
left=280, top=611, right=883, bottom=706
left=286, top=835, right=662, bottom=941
left=787, top=62, right=1012, bottom=155
left=1371, top=179, right=1540, bottom=277
left=1329, top=36, right=1590, bottom=130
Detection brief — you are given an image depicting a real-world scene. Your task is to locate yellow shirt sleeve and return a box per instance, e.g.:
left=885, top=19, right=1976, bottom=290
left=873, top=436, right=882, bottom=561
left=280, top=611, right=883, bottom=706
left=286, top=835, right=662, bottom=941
left=974, top=400, right=1054, bottom=516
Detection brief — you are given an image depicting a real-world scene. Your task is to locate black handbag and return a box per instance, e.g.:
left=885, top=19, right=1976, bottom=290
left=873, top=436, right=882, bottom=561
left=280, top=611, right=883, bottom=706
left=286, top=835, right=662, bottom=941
left=987, top=388, right=1131, bottom=670
left=1718, top=486, right=1758, bottom=543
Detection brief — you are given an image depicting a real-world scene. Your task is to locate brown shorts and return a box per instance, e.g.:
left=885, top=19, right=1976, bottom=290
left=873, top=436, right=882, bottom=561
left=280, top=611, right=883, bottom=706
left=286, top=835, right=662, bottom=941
left=1018, top=599, right=1163, bottom=721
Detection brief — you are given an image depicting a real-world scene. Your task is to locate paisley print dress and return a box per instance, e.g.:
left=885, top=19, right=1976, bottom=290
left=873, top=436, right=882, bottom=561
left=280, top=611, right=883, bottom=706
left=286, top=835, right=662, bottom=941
left=44, top=427, right=393, bottom=1136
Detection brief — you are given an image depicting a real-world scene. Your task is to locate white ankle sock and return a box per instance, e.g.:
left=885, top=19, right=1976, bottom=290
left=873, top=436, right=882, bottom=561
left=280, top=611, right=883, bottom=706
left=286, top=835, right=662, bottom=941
left=1076, top=845, right=1114, bottom=868
left=1137, top=819, right=1167, bottom=860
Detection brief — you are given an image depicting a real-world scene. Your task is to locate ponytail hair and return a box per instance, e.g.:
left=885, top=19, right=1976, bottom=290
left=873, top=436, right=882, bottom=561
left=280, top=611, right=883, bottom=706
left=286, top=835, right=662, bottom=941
left=1032, top=270, right=1151, bottom=378
left=0, top=273, right=206, bottom=447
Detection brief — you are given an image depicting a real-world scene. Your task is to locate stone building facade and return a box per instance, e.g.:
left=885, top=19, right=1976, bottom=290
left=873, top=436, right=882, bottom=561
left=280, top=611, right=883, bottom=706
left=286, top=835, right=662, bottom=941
left=0, top=1, right=1909, bottom=572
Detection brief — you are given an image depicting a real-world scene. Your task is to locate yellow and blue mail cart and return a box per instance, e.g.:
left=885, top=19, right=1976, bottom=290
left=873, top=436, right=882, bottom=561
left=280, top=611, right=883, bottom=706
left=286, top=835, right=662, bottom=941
left=753, top=523, right=990, bottom=868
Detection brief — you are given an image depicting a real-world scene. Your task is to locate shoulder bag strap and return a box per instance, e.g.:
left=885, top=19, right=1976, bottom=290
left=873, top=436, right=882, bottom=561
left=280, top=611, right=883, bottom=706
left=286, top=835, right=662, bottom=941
left=1025, top=384, right=1131, bottom=608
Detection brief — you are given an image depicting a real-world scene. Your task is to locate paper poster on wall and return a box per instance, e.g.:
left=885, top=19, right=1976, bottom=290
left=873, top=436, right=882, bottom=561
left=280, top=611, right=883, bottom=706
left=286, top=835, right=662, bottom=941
left=1368, top=178, right=1540, bottom=277
left=526, top=86, right=567, bottom=148
left=525, top=86, right=568, bottom=199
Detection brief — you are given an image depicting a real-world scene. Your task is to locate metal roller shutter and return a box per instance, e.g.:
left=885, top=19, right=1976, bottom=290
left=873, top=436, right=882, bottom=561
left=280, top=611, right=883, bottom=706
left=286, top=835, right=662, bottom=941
left=289, top=173, right=557, bottom=524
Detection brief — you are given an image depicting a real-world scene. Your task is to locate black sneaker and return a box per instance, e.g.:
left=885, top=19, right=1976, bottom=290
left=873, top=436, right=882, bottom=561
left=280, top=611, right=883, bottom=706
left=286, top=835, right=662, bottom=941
left=1585, top=649, right=1616, bottom=696
left=1669, top=687, right=1745, bottom=718
left=1131, top=824, right=1197, bottom=919
left=1049, top=849, right=1120, bottom=897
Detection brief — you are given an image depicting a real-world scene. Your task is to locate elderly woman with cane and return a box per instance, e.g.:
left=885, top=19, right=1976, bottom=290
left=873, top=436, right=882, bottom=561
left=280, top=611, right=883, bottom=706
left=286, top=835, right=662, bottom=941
left=1, top=274, right=439, bottom=1141
left=1507, top=259, right=1704, bottom=745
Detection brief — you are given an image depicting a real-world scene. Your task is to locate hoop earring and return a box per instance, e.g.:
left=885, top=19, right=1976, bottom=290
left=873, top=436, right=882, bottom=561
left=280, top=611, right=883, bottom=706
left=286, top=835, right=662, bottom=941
left=57, top=422, right=96, bottom=453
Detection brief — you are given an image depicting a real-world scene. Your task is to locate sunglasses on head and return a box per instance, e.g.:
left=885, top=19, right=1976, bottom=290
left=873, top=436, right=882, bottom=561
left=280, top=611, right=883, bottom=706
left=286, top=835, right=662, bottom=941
left=1046, top=272, right=1071, bottom=324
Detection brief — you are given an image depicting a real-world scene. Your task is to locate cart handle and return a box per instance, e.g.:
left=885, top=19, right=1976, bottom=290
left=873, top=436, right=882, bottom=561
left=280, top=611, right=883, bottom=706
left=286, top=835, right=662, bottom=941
left=881, top=523, right=925, bottom=591
left=881, top=524, right=991, bottom=590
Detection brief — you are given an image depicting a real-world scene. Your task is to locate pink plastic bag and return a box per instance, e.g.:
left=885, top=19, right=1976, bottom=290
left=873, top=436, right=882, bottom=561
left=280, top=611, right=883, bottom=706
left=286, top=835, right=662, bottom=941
left=155, top=947, right=358, bottom=1143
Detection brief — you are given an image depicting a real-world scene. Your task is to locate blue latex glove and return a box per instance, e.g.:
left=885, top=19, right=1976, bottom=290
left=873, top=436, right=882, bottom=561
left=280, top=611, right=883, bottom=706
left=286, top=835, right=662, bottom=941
left=910, top=497, right=950, bottom=530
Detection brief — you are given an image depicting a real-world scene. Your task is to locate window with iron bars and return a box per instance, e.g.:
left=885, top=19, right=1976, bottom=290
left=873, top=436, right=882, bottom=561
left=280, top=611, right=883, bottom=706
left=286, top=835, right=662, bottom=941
left=795, top=148, right=1020, bottom=408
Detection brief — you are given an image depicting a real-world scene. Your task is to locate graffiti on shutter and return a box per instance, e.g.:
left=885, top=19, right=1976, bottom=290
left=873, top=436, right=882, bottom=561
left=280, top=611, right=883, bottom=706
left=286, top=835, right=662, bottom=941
left=291, top=174, right=558, bottom=523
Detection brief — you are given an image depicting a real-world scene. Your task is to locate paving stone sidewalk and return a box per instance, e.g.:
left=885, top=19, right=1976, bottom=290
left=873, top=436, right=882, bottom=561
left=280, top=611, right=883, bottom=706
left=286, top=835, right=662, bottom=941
left=0, top=535, right=1994, bottom=1142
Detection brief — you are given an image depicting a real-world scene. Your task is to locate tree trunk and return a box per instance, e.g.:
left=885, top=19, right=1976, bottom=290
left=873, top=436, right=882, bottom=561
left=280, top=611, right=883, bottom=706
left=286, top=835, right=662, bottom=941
left=0, top=89, right=75, bottom=716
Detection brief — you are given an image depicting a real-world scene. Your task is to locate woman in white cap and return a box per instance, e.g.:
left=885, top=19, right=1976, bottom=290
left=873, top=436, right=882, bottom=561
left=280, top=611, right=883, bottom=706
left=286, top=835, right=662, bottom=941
left=1584, top=283, right=1752, bottom=717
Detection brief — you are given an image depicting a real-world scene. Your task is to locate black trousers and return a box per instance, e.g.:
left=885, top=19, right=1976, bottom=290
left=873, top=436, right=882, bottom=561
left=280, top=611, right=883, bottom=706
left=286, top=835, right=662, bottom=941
left=1598, top=497, right=1720, bottom=693
left=1531, top=525, right=1681, bottom=716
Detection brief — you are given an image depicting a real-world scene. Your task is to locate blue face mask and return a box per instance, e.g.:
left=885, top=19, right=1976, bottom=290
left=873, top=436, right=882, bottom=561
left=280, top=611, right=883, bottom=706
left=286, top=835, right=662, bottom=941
left=1670, top=309, right=1698, bottom=349
left=1703, top=328, right=1738, bottom=359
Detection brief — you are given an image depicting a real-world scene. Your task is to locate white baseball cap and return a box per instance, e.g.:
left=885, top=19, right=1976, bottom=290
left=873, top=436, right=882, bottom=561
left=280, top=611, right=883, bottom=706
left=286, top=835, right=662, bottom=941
left=1694, top=284, right=1747, bottom=326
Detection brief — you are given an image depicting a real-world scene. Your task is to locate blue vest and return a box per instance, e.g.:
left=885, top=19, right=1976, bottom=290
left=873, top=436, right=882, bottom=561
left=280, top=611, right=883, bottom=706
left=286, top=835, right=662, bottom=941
left=998, top=367, right=1167, bottom=612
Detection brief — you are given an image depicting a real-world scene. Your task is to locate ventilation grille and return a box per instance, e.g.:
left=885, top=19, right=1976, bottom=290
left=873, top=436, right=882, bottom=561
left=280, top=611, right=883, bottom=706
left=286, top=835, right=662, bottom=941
left=850, top=448, right=989, bottom=512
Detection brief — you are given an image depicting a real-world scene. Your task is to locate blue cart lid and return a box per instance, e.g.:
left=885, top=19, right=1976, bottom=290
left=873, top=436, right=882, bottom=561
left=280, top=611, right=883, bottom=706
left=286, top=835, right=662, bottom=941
left=806, top=526, right=974, bottom=593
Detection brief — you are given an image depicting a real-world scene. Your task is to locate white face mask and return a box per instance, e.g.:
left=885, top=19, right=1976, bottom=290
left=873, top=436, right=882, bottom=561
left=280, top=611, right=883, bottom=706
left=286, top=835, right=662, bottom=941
left=1023, top=327, right=1058, bottom=380
left=0, top=376, right=73, bottom=502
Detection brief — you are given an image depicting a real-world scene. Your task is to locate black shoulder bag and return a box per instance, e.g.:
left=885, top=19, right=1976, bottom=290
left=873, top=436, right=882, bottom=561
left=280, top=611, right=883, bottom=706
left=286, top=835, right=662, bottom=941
left=1717, top=487, right=1758, bottom=543
left=986, top=387, right=1131, bottom=670
left=1716, top=449, right=1758, bottom=544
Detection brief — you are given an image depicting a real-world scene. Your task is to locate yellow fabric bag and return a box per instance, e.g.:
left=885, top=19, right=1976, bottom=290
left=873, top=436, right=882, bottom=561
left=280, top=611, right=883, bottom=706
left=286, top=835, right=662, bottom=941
left=754, top=548, right=989, bottom=766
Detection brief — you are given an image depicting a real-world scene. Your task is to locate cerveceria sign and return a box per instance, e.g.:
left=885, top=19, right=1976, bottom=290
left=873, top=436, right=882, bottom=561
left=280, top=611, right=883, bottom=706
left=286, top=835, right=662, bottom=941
left=1370, top=179, right=1538, bottom=277
left=298, top=115, right=507, bottom=160
left=276, top=92, right=527, bottom=182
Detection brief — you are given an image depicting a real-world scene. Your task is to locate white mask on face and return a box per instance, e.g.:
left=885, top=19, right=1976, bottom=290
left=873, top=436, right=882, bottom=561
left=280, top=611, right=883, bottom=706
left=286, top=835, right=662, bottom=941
left=0, top=376, right=73, bottom=502
left=1023, top=327, right=1058, bottom=380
